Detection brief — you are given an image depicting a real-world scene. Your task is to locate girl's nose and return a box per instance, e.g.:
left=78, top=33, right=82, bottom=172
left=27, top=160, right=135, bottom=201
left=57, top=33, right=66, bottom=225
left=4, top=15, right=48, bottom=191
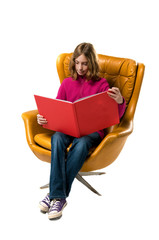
left=79, top=63, right=83, bottom=70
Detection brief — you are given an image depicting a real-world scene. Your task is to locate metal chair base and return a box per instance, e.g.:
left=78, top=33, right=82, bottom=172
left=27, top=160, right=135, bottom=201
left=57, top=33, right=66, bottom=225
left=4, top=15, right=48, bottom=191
left=40, top=171, right=106, bottom=196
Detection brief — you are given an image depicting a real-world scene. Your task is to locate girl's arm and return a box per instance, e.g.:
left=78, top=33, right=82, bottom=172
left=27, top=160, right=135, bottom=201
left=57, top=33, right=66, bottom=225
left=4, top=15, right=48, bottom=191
left=107, top=87, right=123, bottom=104
left=56, top=79, right=67, bottom=100
left=107, top=87, right=126, bottom=118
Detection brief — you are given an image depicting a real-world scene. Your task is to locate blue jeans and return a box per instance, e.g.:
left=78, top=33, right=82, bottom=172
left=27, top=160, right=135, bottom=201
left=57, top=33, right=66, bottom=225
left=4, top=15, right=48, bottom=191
left=49, top=132, right=101, bottom=200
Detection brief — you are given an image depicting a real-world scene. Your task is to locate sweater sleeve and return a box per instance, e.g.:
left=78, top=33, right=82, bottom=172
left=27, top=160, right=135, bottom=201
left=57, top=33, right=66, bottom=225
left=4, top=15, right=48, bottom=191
left=56, top=79, right=67, bottom=100
left=98, top=78, right=126, bottom=118
left=118, top=97, right=126, bottom=119
left=99, top=78, right=126, bottom=119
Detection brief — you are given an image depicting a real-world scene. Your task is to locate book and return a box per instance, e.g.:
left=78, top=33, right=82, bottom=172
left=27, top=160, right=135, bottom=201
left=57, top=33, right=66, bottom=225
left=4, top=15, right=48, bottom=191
left=34, top=91, right=119, bottom=138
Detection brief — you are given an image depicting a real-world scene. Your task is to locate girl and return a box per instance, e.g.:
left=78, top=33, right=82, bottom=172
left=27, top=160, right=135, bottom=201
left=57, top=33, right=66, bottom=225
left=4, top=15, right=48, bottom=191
left=37, top=43, right=126, bottom=220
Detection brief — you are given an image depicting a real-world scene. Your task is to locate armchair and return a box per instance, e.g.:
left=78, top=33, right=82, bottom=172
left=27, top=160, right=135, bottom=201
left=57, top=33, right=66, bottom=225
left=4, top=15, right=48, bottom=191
left=22, top=53, right=145, bottom=195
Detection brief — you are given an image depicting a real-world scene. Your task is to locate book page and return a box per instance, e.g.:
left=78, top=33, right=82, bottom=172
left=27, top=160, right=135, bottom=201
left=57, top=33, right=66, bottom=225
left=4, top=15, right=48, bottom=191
left=74, top=91, right=107, bottom=103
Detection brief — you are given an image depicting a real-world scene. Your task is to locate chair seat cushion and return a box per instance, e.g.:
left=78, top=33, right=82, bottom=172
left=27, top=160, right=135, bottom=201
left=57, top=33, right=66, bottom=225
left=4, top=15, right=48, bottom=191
left=34, top=133, right=53, bottom=150
left=34, top=133, right=73, bottom=152
left=34, top=133, right=95, bottom=155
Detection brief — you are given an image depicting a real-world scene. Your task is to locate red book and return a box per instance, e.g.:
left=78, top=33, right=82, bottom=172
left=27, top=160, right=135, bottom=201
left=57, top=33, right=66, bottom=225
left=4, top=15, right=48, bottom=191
left=34, top=91, right=119, bottom=138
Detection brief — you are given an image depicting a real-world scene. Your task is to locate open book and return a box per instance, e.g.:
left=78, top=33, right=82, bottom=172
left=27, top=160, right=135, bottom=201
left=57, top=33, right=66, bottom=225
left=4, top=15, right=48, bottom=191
left=34, top=91, right=119, bottom=138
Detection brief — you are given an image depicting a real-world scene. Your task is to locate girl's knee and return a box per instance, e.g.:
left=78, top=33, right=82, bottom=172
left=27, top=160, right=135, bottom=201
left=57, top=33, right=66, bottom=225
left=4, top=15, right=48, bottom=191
left=51, top=132, right=65, bottom=144
left=72, top=136, right=91, bottom=151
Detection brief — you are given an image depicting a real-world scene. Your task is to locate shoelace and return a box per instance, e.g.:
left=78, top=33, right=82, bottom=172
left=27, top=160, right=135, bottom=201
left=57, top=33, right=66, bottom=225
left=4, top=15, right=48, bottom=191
left=42, top=194, right=50, bottom=205
left=50, top=200, right=61, bottom=212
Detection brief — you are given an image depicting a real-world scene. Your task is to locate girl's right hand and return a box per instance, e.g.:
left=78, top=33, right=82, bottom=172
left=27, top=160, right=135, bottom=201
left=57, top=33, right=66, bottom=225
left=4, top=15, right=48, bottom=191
left=37, top=114, right=48, bottom=125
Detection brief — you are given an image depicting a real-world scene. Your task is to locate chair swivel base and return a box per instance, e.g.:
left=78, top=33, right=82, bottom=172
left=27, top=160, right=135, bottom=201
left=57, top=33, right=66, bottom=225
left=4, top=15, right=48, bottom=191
left=40, top=171, right=106, bottom=196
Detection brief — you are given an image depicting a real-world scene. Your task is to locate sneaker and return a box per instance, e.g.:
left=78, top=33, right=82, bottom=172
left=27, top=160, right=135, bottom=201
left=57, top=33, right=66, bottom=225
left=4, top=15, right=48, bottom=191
left=39, top=194, right=50, bottom=213
left=48, top=199, right=67, bottom=220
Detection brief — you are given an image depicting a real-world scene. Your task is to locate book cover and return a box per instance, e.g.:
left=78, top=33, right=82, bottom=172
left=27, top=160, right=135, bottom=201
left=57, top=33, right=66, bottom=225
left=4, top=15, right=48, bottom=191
left=34, top=91, right=119, bottom=138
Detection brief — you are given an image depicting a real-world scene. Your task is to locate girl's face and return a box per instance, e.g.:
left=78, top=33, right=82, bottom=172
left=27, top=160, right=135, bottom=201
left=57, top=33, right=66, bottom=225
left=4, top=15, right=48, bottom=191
left=75, top=54, right=88, bottom=76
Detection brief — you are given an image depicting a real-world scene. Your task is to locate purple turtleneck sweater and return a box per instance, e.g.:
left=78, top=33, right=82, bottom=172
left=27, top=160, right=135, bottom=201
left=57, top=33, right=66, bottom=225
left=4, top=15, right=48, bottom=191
left=56, top=76, right=126, bottom=139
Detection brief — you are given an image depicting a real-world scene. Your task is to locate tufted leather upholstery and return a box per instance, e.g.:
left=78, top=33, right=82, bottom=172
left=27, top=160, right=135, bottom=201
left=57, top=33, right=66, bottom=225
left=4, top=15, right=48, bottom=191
left=22, top=53, right=145, bottom=172
left=58, top=53, right=137, bottom=106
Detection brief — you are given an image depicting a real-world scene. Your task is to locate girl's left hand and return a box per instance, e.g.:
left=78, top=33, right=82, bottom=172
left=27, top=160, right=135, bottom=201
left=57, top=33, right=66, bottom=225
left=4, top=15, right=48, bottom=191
left=107, top=87, right=123, bottom=104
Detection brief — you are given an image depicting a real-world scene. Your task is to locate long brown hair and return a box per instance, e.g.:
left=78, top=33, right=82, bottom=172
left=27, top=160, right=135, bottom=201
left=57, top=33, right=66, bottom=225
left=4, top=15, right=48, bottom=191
left=69, top=42, right=100, bottom=81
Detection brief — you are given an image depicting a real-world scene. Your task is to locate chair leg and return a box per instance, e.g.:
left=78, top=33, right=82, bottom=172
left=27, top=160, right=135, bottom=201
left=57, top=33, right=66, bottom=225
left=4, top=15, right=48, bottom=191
left=40, top=183, right=49, bottom=189
left=79, top=171, right=106, bottom=176
left=40, top=172, right=104, bottom=195
left=76, top=173, right=102, bottom=196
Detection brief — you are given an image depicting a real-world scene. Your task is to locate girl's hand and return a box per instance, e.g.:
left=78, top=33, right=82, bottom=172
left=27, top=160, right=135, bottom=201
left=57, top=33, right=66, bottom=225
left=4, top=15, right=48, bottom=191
left=107, top=87, right=123, bottom=104
left=37, top=114, right=48, bottom=125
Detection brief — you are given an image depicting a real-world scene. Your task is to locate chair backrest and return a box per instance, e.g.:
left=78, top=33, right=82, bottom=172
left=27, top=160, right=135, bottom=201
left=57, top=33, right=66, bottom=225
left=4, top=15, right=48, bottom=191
left=56, top=53, right=145, bottom=122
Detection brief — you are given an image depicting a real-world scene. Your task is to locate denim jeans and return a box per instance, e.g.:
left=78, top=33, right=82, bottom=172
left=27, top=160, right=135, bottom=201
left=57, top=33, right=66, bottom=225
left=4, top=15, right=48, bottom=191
left=49, top=131, right=101, bottom=200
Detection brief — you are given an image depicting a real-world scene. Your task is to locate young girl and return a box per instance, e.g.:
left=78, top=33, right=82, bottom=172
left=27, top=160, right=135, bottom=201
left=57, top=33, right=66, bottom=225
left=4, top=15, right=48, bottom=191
left=37, top=42, right=126, bottom=220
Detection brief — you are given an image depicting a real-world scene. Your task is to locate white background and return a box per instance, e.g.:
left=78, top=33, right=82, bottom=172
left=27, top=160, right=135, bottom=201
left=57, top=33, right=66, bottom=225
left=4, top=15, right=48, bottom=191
left=0, top=0, right=159, bottom=239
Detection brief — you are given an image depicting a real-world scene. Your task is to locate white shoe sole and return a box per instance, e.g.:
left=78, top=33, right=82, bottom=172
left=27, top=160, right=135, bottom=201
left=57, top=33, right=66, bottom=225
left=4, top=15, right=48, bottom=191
left=39, top=203, right=49, bottom=213
left=48, top=202, right=67, bottom=220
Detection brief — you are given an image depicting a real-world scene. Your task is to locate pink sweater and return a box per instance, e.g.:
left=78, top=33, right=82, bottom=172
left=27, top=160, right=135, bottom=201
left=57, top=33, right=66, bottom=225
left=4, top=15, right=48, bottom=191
left=56, top=76, right=126, bottom=139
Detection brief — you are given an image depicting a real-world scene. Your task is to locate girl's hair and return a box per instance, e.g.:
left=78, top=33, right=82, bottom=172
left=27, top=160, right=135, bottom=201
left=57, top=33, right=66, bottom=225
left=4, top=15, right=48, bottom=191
left=69, top=42, right=100, bottom=81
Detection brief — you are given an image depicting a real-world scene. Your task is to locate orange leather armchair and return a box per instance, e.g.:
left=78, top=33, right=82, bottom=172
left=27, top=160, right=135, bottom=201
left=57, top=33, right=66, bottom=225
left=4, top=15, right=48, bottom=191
left=22, top=53, right=145, bottom=195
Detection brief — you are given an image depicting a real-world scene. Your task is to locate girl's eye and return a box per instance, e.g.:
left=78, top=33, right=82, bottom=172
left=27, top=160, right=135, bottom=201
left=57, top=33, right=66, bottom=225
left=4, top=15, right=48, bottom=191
left=75, top=61, right=87, bottom=66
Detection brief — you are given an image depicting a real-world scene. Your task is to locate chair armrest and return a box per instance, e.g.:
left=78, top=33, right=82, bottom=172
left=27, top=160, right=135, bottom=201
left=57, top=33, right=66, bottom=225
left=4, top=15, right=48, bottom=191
left=21, top=109, right=54, bottom=146
left=81, top=118, right=133, bottom=172
left=98, top=118, right=133, bottom=156
left=107, top=118, right=133, bottom=138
